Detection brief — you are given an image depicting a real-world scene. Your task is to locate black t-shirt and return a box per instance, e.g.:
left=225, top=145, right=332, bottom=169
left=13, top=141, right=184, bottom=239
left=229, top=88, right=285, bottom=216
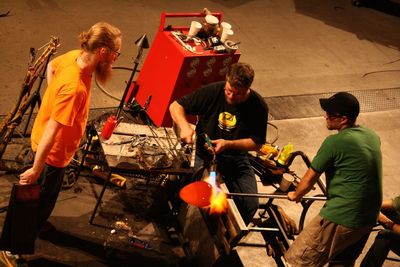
left=177, top=81, right=269, bottom=157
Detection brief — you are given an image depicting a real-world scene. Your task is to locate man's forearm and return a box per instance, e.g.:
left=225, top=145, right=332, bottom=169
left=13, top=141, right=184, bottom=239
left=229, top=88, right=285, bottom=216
left=169, top=101, right=194, bottom=143
left=33, top=137, right=54, bottom=173
left=289, top=168, right=321, bottom=201
left=32, top=118, right=61, bottom=172
left=169, top=101, right=190, bottom=130
left=392, top=223, right=400, bottom=234
left=381, top=199, right=394, bottom=211
left=379, top=199, right=400, bottom=234
left=226, top=138, right=261, bottom=151
left=19, top=118, right=62, bottom=184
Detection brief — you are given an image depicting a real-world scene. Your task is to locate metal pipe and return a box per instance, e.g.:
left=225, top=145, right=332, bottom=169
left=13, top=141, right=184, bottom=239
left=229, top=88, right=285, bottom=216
left=248, top=226, right=280, bottom=232
left=226, top=192, right=326, bottom=201
left=115, top=34, right=149, bottom=118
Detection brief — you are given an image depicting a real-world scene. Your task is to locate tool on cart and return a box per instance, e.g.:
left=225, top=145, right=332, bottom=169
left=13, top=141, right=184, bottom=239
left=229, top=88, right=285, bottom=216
left=171, top=31, right=201, bottom=54
left=100, top=34, right=150, bottom=140
left=107, top=220, right=152, bottom=250
left=277, top=142, right=293, bottom=166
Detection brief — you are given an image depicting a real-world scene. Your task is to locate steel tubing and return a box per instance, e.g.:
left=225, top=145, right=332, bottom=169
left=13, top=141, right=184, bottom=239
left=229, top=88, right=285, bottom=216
left=226, top=192, right=326, bottom=201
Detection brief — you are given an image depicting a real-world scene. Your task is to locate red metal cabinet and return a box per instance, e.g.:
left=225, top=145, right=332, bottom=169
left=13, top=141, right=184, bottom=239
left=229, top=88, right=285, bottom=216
left=135, top=12, right=240, bottom=127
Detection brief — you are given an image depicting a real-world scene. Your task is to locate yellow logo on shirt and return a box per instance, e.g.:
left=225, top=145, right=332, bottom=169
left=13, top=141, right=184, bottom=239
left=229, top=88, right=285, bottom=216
left=218, top=112, right=237, bottom=131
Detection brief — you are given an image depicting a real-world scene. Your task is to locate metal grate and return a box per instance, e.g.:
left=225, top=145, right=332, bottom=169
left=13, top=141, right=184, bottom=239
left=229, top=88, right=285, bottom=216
left=265, top=87, right=400, bottom=120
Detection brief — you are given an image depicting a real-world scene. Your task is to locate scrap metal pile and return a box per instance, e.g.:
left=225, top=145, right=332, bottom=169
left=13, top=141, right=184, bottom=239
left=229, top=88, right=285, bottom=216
left=96, top=121, right=192, bottom=171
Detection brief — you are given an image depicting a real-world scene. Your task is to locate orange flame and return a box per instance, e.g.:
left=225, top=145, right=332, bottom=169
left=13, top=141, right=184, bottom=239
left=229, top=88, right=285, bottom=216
left=209, top=187, right=228, bottom=214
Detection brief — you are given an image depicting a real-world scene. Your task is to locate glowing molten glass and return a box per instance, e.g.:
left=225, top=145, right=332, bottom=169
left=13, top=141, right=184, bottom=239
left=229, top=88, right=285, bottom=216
left=179, top=179, right=229, bottom=214
left=179, top=181, right=212, bottom=207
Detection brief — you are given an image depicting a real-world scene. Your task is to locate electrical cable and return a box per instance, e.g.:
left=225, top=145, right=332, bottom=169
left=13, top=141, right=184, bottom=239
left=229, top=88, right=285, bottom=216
left=267, top=122, right=279, bottom=145
left=94, top=67, right=134, bottom=101
left=362, top=69, right=400, bottom=78
left=383, top=58, right=400, bottom=65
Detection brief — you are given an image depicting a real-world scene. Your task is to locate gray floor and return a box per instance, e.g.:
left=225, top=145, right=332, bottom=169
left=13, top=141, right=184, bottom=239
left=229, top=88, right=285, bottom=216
left=1, top=0, right=400, bottom=266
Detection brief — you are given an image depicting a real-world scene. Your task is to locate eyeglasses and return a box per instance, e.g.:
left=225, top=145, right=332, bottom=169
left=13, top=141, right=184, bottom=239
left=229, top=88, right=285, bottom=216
left=109, top=48, right=121, bottom=57
left=224, top=84, right=249, bottom=98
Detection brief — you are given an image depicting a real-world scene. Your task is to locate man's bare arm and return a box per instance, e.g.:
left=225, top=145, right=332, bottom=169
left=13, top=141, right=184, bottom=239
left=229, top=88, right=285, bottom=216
left=169, top=101, right=195, bottom=144
left=19, top=118, right=62, bottom=184
left=287, top=168, right=321, bottom=202
left=211, top=138, right=261, bottom=154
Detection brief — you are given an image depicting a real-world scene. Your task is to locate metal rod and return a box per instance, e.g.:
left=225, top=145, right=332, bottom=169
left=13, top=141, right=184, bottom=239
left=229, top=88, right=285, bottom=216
left=226, top=192, right=326, bottom=201
left=248, top=226, right=280, bottom=232
left=116, top=34, right=148, bottom=118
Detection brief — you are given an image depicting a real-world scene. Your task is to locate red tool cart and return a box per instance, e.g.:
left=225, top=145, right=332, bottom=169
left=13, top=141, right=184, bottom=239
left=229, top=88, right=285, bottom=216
left=135, top=12, right=241, bottom=127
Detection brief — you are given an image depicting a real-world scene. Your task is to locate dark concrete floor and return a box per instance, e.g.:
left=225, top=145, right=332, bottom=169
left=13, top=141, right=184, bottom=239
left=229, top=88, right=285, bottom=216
left=0, top=169, right=192, bottom=267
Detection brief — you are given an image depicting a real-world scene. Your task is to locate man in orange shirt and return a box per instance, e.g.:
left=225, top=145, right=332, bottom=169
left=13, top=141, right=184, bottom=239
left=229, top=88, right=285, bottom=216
left=19, top=22, right=122, bottom=244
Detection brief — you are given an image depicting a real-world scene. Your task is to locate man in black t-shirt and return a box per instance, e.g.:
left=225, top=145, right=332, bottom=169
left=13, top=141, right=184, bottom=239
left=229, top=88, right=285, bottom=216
left=169, top=62, right=268, bottom=224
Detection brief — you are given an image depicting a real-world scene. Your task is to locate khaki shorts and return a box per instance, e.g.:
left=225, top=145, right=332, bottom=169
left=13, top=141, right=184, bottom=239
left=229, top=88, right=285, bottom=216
left=284, top=214, right=372, bottom=267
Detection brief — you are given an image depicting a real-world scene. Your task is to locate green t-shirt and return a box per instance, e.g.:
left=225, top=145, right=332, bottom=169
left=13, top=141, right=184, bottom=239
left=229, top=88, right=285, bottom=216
left=311, top=126, right=382, bottom=228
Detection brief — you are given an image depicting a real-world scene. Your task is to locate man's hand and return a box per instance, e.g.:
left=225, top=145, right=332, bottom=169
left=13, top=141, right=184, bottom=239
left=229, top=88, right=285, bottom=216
left=378, top=212, right=395, bottom=230
left=19, top=118, right=61, bottom=185
left=19, top=167, right=41, bottom=185
left=204, top=142, right=215, bottom=155
left=180, top=125, right=195, bottom=144
left=287, top=191, right=302, bottom=202
left=287, top=168, right=321, bottom=203
left=169, top=101, right=194, bottom=144
left=211, top=139, right=230, bottom=154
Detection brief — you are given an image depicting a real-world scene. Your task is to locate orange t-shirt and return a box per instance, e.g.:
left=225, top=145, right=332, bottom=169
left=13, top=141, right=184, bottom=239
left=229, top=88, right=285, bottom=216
left=31, top=50, right=92, bottom=167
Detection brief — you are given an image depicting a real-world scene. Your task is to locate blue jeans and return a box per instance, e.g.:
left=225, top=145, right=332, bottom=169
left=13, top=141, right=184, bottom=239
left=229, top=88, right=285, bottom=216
left=360, top=229, right=400, bottom=267
left=195, top=153, right=258, bottom=225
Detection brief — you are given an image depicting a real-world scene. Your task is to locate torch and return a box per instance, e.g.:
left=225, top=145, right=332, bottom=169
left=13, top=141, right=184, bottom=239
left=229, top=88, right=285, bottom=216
left=100, top=34, right=150, bottom=140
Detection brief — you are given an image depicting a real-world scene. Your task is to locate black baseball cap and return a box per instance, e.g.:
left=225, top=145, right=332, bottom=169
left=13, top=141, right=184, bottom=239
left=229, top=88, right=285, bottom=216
left=319, top=92, right=360, bottom=120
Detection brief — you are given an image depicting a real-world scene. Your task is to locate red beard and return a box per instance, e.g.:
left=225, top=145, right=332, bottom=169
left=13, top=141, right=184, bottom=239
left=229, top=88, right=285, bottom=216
left=95, top=61, right=112, bottom=85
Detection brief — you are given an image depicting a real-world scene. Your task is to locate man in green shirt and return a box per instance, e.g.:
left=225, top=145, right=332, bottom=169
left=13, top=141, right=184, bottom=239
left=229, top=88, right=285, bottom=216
left=285, top=92, right=382, bottom=266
